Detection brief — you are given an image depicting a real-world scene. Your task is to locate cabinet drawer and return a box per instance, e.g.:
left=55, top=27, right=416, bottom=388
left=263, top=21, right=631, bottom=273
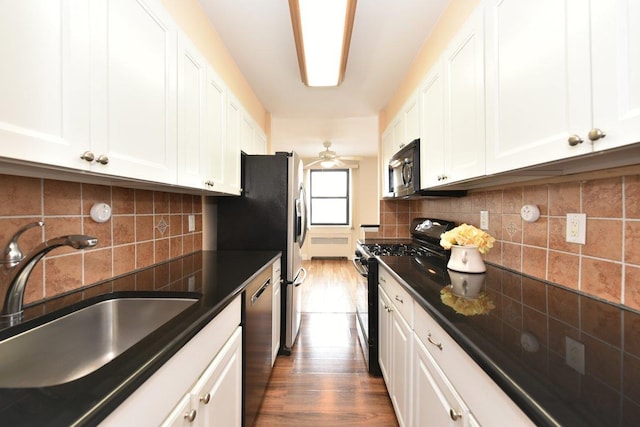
left=414, top=304, right=533, bottom=426
left=379, top=267, right=413, bottom=327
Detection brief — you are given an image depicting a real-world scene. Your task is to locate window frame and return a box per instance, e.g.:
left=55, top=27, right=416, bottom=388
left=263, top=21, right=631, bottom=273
left=309, top=168, right=351, bottom=226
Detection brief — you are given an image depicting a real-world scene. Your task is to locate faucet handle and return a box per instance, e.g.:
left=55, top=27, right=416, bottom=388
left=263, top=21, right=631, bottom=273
left=2, top=221, right=44, bottom=268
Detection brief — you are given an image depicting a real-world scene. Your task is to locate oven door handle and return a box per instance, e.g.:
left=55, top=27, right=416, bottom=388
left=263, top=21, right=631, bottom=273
left=352, top=259, right=368, bottom=277
left=292, top=267, right=307, bottom=287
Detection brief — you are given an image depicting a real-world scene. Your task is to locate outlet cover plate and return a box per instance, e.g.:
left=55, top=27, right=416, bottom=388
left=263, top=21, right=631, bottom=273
left=480, top=211, right=489, bottom=230
left=566, top=213, right=586, bottom=244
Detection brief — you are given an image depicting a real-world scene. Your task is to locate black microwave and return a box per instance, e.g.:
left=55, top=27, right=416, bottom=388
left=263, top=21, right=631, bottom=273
left=388, top=139, right=421, bottom=198
left=387, top=139, right=467, bottom=199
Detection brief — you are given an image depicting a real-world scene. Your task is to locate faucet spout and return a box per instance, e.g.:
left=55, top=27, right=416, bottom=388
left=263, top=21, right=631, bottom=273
left=1, top=234, right=98, bottom=326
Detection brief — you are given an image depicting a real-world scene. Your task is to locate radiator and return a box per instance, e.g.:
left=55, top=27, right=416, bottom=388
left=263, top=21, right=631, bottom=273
left=308, top=235, right=352, bottom=259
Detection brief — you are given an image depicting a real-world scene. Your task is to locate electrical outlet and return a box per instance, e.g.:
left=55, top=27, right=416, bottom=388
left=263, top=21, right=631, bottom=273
left=566, top=213, right=586, bottom=244
left=188, top=275, right=195, bottom=291
left=565, top=336, right=585, bottom=374
left=480, top=211, right=489, bottom=230
left=188, top=214, right=196, bottom=232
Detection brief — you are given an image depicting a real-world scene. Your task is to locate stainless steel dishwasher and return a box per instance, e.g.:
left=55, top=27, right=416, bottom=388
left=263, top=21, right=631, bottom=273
left=244, top=269, right=272, bottom=427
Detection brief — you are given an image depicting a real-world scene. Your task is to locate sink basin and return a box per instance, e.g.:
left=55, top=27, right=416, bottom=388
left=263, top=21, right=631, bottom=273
left=0, top=297, right=197, bottom=388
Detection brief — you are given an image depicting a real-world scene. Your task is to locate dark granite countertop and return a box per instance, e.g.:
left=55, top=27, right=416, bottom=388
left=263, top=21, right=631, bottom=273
left=0, top=250, right=280, bottom=426
left=378, top=256, right=640, bottom=427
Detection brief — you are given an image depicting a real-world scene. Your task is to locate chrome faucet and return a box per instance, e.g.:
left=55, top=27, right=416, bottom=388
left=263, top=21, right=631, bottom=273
left=1, top=221, right=98, bottom=326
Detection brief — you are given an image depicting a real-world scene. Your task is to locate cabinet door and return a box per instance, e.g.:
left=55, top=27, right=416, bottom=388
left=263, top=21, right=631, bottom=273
left=204, top=66, right=226, bottom=191
left=224, top=93, right=242, bottom=195
left=161, top=394, right=194, bottom=427
left=0, top=0, right=90, bottom=170
left=177, top=35, right=207, bottom=189
left=255, top=130, right=267, bottom=155
left=419, top=63, right=445, bottom=188
left=414, top=335, right=470, bottom=427
left=403, top=93, right=420, bottom=143
left=90, top=0, right=177, bottom=183
left=240, top=113, right=254, bottom=154
left=381, top=129, right=394, bottom=196
left=443, top=7, right=486, bottom=183
left=378, top=286, right=392, bottom=383
left=590, top=0, right=640, bottom=151
left=485, top=0, right=592, bottom=174
left=191, top=327, right=243, bottom=427
left=392, top=117, right=404, bottom=152
left=390, top=307, right=413, bottom=427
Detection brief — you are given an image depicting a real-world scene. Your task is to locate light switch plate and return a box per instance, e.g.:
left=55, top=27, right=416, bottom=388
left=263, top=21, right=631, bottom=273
left=566, top=213, right=586, bottom=244
left=188, top=214, right=196, bottom=232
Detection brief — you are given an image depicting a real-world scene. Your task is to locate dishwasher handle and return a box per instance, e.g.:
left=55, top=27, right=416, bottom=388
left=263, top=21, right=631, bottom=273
left=251, top=278, right=271, bottom=306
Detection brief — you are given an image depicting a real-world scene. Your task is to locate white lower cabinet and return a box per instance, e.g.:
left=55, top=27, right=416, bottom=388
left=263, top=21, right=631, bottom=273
left=378, top=264, right=533, bottom=427
left=101, top=296, right=242, bottom=426
left=413, top=335, right=470, bottom=427
left=378, top=267, right=413, bottom=427
left=413, top=303, right=533, bottom=426
left=163, top=327, right=242, bottom=427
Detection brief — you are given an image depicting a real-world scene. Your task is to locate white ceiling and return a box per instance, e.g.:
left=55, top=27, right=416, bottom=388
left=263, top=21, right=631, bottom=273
left=197, top=0, right=450, bottom=158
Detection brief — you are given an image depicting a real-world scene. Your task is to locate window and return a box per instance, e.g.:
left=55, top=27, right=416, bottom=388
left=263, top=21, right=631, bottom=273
left=309, top=169, right=350, bottom=225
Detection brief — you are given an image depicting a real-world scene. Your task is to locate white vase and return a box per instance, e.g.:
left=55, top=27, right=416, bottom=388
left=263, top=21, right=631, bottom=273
left=448, top=270, right=486, bottom=298
left=447, top=245, right=486, bottom=273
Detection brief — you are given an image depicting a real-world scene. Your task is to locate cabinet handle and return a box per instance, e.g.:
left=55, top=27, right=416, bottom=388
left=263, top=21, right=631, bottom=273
left=80, top=151, right=95, bottom=162
left=200, top=392, right=211, bottom=404
left=184, top=409, right=197, bottom=422
left=567, top=134, right=584, bottom=146
left=449, top=408, right=462, bottom=421
left=394, top=295, right=404, bottom=304
left=379, top=277, right=386, bottom=284
left=588, top=128, right=606, bottom=142
left=96, top=154, right=109, bottom=165
left=427, top=333, right=443, bottom=351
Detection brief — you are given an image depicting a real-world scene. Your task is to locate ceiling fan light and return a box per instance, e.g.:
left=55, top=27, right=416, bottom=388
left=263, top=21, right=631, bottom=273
left=289, top=0, right=357, bottom=87
left=320, top=159, right=336, bottom=168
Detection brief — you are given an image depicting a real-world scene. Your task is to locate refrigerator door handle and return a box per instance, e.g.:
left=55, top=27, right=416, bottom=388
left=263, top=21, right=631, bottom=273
left=292, top=267, right=307, bottom=287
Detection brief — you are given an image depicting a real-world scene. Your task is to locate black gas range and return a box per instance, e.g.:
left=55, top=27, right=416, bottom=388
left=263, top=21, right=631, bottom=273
left=353, top=218, right=456, bottom=375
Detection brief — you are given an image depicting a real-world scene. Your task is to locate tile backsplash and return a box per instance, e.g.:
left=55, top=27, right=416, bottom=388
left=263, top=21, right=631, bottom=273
left=0, top=174, right=202, bottom=307
left=375, top=172, right=640, bottom=311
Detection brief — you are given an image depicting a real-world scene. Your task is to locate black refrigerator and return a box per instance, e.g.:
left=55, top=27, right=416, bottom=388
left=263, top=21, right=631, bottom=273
left=217, top=151, right=308, bottom=352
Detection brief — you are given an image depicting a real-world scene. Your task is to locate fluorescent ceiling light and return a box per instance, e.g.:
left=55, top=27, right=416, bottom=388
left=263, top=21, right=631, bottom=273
left=289, top=0, right=357, bottom=87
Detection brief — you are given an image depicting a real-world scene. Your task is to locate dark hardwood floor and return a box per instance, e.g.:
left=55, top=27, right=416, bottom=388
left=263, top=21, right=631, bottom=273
left=254, top=259, right=398, bottom=426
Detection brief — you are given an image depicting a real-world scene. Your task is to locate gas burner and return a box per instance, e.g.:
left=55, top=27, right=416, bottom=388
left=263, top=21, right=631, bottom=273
left=362, top=243, right=440, bottom=258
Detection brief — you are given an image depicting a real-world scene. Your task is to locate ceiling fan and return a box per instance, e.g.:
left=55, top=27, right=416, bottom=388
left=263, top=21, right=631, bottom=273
left=304, top=141, right=358, bottom=169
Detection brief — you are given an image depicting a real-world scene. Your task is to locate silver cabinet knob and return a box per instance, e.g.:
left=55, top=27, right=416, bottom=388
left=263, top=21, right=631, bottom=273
left=200, top=392, right=211, bottom=404
left=394, top=295, right=404, bottom=304
left=96, top=155, right=109, bottom=165
left=567, top=135, right=584, bottom=146
left=427, top=333, right=443, bottom=351
left=449, top=408, right=462, bottom=421
left=80, top=151, right=95, bottom=162
left=588, top=128, right=606, bottom=141
left=204, top=180, right=215, bottom=187
left=184, top=409, right=197, bottom=422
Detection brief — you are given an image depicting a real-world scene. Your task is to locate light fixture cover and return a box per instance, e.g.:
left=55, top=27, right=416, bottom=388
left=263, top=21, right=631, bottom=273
left=289, top=0, right=357, bottom=87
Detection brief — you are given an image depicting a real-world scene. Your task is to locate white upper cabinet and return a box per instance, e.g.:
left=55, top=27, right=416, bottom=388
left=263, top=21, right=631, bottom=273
left=590, top=0, right=640, bottom=151
left=442, top=7, right=486, bottom=183
left=403, top=93, right=420, bottom=144
left=225, top=93, right=243, bottom=195
left=486, top=0, right=594, bottom=175
left=204, top=66, right=227, bottom=191
left=419, top=63, right=445, bottom=188
left=0, top=0, right=91, bottom=170
left=240, top=113, right=254, bottom=155
left=177, top=35, right=207, bottom=189
left=90, top=0, right=178, bottom=183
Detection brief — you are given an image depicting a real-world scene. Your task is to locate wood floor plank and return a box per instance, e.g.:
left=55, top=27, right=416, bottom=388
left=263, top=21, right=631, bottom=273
left=254, top=260, right=398, bottom=426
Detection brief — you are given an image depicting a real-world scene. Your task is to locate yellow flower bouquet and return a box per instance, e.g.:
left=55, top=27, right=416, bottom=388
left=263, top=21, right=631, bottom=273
left=440, top=223, right=496, bottom=255
left=440, top=287, right=495, bottom=316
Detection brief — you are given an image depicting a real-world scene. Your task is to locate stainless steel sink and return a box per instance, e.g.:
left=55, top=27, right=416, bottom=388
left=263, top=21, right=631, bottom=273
left=0, top=297, right=197, bottom=388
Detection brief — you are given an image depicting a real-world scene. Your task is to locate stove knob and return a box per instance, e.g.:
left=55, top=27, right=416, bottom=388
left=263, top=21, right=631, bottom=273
left=355, top=250, right=362, bottom=258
